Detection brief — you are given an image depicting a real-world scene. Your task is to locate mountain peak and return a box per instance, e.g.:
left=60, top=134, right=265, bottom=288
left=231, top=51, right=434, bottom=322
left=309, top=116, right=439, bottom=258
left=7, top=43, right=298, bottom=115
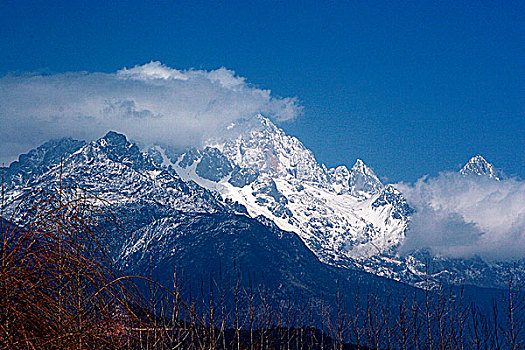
left=96, top=131, right=135, bottom=154
left=84, top=131, right=157, bottom=171
left=101, top=130, right=129, bottom=145
left=460, top=155, right=502, bottom=180
left=468, top=155, right=489, bottom=164
left=2, top=137, right=86, bottom=188
left=352, top=158, right=367, bottom=170
left=254, top=113, right=280, bottom=133
left=348, top=159, right=383, bottom=197
left=213, top=114, right=326, bottom=182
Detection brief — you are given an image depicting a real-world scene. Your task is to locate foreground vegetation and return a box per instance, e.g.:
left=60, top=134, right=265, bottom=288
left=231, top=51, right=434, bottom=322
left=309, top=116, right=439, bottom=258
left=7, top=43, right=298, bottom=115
left=1, top=186, right=523, bottom=349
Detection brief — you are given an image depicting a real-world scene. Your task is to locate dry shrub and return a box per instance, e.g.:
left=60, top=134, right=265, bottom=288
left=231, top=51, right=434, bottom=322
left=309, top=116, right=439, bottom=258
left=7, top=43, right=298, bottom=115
left=0, top=186, right=146, bottom=349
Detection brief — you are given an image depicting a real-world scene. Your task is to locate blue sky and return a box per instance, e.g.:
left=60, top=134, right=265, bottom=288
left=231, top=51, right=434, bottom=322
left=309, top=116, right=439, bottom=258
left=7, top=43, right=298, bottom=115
left=1, top=0, right=523, bottom=182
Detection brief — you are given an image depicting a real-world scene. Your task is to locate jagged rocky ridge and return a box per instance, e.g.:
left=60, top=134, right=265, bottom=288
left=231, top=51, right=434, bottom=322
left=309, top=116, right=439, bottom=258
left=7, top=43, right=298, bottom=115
left=1, top=130, right=407, bottom=305
left=157, top=115, right=411, bottom=265
left=147, top=115, right=522, bottom=288
left=1, top=118, right=522, bottom=289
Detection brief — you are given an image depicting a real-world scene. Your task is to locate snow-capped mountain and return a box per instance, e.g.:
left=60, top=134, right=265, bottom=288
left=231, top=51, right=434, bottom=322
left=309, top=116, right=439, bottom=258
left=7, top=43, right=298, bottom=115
left=142, top=116, right=522, bottom=288
left=460, top=155, right=503, bottom=180
left=3, top=131, right=224, bottom=215
left=1, top=131, right=404, bottom=304
left=156, top=115, right=411, bottom=265
left=2, top=137, right=86, bottom=189
left=2, top=119, right=522, bottom=290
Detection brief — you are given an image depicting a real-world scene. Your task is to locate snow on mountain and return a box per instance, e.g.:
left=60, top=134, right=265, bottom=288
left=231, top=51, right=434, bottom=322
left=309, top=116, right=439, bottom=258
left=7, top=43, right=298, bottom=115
left=460, top=155, right=503, bottom=180
left=330, top=159, right=384, bottom=197
left=2, top=131, right=404, bottom=303
left=117, top=210, right=392, bottom=305
left=2, top=137, right=86, bottom=189
left=163, top=115, right=410, bottom=264
left=145, top=116, right=523, bottom=289
left=3, top=121, right=522, bottom=290
left=3, top=131, right=225, bottom=215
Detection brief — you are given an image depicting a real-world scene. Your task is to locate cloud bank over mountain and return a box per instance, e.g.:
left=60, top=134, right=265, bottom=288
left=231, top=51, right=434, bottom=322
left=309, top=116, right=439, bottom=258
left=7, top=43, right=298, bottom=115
left=0, top=61, right=302, bottom=164
left=397, top=172, right=525, bottom=260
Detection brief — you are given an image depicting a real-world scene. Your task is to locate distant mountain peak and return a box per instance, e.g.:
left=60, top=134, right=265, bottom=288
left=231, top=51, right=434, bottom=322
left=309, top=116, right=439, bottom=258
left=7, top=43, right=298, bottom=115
left=255, top=113, right=274, bottom=127
left=99, top=130, right=132, bottom=147
left=353, top=158, right=366, bottom=167
left=351, top=159, right=375, bottom=176
left=216, top=114, right=279, bottom=140
left=81, top=131, right=157, bottom=172
left=460, top=155, right=502, bottom=180
left=2, top=137, right=86, bottom=188
left=348, top=159, right=384, bottom=196
left=207, top=114, right=326, bottom=182
left=468, top=155, right=489, bottom=164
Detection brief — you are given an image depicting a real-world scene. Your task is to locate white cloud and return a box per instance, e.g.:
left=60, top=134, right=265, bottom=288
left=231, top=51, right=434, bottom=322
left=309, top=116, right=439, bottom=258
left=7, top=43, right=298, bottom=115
left=396, top=173, right=525, bottom=260
left=0, top=61, right=302, bottom=164
left=117, top=61, right=189, bottom=81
